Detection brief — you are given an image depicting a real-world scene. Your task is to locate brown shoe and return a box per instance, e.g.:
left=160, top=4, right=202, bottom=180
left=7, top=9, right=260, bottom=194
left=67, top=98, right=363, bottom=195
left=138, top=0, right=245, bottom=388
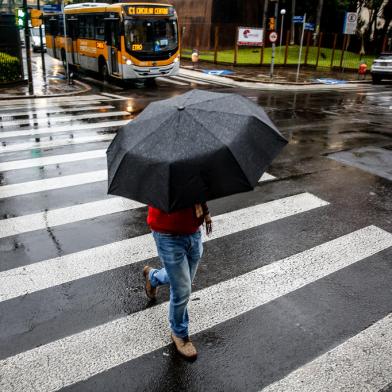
left=171, top=333, right=197, bottom=360
left=143, top=266, right=157, bottom=299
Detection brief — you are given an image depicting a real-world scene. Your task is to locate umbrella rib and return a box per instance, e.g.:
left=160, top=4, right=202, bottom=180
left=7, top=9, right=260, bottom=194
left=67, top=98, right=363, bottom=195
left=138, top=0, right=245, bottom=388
left=185, top=111, right=253, bottom=188
left=107, top=113, right=177, bottom=193
left=187, top=107, right=280, bottom=134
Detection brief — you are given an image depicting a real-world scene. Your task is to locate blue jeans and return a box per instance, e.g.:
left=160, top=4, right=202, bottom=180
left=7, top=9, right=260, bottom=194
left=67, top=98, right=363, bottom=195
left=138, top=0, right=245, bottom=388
left=150, top=230, right=203, bottom=338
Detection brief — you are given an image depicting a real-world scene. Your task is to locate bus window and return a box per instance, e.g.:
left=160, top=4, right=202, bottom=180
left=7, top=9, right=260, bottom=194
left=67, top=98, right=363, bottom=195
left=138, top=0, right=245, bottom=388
left=46, top=15, right=59, bottom=36
left=95, top=15, right=105, bottom=40
left=124, top=18, right=178, bottom=53
left=79, top=15, right=87, bottom=38
left=105, top=20, right=120, bottom=49
left=58, top=17, right=64, bottom=34
left=86, top=15, right=95, bottom=39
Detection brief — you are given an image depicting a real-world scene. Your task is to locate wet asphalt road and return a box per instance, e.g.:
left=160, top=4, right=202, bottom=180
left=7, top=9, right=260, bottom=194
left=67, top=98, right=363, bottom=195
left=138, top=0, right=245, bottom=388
left=0, top=72, right=392, bottom=392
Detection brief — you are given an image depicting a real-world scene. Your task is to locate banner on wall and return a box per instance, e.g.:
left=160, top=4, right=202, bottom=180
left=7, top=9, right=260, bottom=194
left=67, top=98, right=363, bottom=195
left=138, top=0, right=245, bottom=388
left=237, top=27, right=264, bottom=46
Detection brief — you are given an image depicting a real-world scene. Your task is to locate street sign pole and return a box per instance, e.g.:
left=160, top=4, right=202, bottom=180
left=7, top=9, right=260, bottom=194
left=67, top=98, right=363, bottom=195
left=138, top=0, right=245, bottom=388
left=23, top=0, right=34, bottom=94
left=37, top=0, right=46, bottom=75
left=279, top=9, right=286, bottom=62
left=61, top=0, right=70, bottom=85
left=295, top=13, right=306, bottom=83
left=269, top=0, right=279, bottom=78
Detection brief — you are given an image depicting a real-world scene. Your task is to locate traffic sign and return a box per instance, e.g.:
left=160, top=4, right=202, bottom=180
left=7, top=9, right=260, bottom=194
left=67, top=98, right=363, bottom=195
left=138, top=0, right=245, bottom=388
left=343, top=12, right=358, bottom=35
left=43, top=4, right=61, bottom=12
left=269, top=31, right=278, bottom=43
left=305, top=23, right=315, bottom=31
left=292, top=15, right=304, bottom=23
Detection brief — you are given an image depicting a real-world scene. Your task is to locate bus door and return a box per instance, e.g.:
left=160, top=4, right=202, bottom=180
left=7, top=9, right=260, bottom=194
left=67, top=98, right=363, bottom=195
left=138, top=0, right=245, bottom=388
left=68, top=17, right=79, bottom=65
left=48, top=16, right=59, bottom=59
left=105, top=18, right=120, bottom=75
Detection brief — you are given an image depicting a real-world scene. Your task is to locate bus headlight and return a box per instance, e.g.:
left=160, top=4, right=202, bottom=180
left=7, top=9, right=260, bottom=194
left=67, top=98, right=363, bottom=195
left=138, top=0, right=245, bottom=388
left=126, top=59, right=132, bottom=65
left=174, top=57, right=179, bottom=63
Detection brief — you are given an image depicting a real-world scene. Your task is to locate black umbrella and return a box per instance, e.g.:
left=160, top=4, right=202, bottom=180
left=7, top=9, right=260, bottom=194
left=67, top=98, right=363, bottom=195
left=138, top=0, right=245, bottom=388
left=107, top=89, right=287, bottom=212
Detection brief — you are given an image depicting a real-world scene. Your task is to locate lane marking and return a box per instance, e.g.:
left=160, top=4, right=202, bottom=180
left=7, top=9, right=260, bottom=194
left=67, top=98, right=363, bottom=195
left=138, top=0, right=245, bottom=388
left=0, top=170, right=107, bottom=199
left=0, top=111, right=129, bottom=128
left=171, top=75, right=209, bottom=86
left=0, top=150, right=106, bottom=172
left=262, top=312, right=392, bottom=392
left=0, top=226, right=390, bottom=392
left=99, top=93, right=128, bottom=100
left=0, top=134, right=114, bottom=154
left=156, top=77, right=188, bottom=86
left=0, top=119, right=130, bottom=139
left=0, top=197, right=143, bottom=238
left=0, top=192, right=328, bottom=302
left=260, top=173, right=276, bottom=181
left=0, top=105, right=114, bottom=120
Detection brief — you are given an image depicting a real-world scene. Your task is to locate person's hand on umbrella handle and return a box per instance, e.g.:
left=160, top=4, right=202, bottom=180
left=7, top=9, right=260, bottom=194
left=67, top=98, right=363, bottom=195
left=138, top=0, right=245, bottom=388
left=205, top=214, right=212, bottom=236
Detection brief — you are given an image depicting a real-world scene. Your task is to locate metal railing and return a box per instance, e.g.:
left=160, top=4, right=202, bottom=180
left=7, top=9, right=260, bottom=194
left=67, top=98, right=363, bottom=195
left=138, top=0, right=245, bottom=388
left=180, top=23, right=390, bottom=72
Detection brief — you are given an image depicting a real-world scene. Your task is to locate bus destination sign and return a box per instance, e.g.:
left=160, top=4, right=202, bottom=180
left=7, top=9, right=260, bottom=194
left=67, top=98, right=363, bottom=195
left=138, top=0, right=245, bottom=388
left=128, top=6, right=169, bottom=16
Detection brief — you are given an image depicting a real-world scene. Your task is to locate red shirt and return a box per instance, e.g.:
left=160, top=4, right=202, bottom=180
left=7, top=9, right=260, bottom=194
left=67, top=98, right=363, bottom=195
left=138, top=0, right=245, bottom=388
left=147, top=206, right=203, bottom=235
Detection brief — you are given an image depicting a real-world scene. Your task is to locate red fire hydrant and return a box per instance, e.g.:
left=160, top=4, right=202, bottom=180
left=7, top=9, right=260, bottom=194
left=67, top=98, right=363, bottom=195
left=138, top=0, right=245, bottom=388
left=358, top=63, right=367, bottom=79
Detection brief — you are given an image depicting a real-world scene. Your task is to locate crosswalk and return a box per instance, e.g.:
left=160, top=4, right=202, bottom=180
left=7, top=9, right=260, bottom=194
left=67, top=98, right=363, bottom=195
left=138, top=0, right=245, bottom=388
left=0, top=93, right=391, bottom=392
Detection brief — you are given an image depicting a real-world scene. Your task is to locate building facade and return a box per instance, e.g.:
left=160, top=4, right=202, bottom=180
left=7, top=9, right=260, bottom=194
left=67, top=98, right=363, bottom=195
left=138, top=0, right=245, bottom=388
left=170, top=0, right=266, bottom=49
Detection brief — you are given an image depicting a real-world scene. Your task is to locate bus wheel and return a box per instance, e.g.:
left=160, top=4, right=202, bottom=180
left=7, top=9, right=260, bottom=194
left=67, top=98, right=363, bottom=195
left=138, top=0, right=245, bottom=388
left=99, top=61, right=109, bottom=82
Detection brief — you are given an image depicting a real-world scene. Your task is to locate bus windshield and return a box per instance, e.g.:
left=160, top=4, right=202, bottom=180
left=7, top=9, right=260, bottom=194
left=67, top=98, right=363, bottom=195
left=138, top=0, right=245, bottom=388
left=124, top=18, right=178, bottom=53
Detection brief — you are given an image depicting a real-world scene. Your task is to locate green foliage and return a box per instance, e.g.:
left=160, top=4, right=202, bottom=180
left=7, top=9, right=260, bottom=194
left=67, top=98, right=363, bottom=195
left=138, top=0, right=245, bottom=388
left=181, top=46, right=376, bottom=70
left=0, top=52, right=21, bottom=83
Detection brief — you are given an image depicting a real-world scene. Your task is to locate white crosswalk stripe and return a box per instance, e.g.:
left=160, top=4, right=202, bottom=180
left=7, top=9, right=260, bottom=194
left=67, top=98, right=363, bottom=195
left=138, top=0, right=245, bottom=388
left=0, top=94, right=111, bottom=107
left=262, top=312, right=392, bottom=392
left=0, top=165, right=274, bottom=198
left=0, top=105, right=114, bottom=120
left=0, top=197, right=143, bottom=238
left=0, top=192, right=328, bottom=302
left=0, top=111, right=129, bottom=128
left=0, top=119, right=130, bottom=139
left=0, top=170, right=107, bottom=198
left=0, top=134, right=115, bottom=154
left=0, top=150, right=106, bottom=171
left=0, top=226, right=390, bottom=392
left=1, top=93, right=391, bottom=392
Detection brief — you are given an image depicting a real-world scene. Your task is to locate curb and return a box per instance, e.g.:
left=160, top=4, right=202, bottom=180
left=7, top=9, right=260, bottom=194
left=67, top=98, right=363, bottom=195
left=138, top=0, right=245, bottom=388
left=0, top=79, right=92, bottom=101
left=180, top=67, right=372, bottom=90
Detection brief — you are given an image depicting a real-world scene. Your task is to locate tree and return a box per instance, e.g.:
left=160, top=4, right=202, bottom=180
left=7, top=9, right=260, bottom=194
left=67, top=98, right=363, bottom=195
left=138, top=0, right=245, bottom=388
left=381, top=0, right=392, bottom=40
left=313, top=0, right=324, bottom=45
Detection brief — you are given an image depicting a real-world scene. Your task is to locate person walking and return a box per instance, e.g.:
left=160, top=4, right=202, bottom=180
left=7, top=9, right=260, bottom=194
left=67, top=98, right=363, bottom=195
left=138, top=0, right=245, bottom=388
left=143, top=203, right=212, bottom=360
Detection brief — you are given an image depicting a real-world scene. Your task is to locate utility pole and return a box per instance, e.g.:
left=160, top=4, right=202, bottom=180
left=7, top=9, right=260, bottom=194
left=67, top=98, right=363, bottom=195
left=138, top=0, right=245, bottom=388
left=269, top=0, right=279, bottom=78
left=61, top=0, right=70, bottom=84
left=313, top=0, right=324, bottom=46
left=23, top=0, right=34, bottom=94
left=260, top=0, right=269, bottom=63
left=37, top=0, right=46, bottom=74
left=290, top=0, right=296, bottom=44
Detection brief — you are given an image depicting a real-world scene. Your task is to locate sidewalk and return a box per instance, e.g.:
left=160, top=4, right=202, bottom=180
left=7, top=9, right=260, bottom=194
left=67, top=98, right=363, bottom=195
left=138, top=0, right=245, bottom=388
left=0, top=53, right=90, bottom=100
left=180, top=59, right=371, bottom=88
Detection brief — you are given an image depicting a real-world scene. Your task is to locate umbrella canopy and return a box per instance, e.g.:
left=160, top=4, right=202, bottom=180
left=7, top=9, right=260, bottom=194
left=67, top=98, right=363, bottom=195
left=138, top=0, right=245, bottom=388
left=107, top=89, right=287, bottom=212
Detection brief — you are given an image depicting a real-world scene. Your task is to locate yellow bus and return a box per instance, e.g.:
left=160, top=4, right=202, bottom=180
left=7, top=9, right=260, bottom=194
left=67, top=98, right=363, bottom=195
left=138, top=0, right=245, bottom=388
left=44, top=2, right=180, bottom=81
